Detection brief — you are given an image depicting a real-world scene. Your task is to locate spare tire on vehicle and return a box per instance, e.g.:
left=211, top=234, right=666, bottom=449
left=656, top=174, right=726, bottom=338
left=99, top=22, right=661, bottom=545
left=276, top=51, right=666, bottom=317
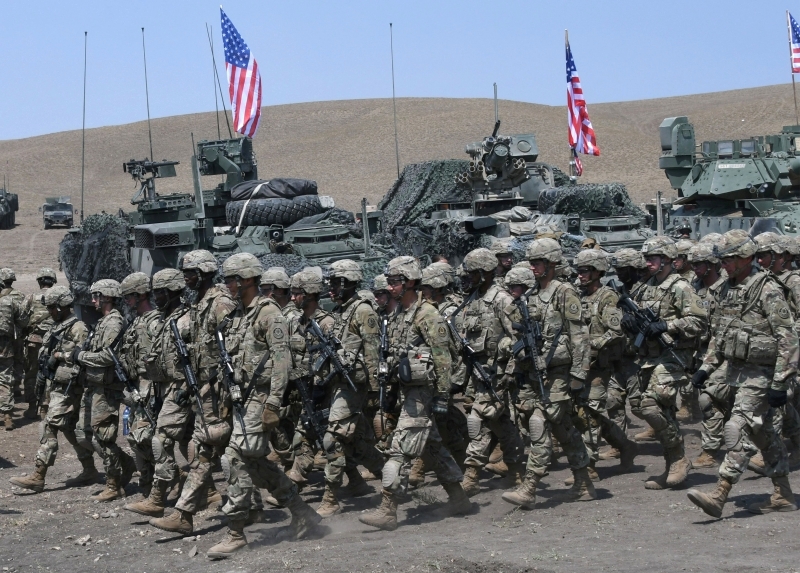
left=225, top=195, right=328, bottom=228
left=230, top=178, right=318, bottom=201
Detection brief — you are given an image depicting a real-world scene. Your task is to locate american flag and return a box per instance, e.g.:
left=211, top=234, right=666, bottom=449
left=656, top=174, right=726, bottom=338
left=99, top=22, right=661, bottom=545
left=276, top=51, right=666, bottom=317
left=566, top=38, right=599, bottom=160
left=221, top=8, right=262, bottom=137
left=571, top=147, right=584, bottom=177
left=789, top=12, right=800, bottom=74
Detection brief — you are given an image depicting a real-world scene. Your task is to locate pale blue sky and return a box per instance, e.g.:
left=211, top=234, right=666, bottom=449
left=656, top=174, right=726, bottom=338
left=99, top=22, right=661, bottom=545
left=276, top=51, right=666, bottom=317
left=1, top=0, right=797, bottom=140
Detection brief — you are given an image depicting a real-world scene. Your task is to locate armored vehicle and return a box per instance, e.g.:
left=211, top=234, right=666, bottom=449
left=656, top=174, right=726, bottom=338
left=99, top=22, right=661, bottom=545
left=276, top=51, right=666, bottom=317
left=0, top=187, right=18, bottom=229
left=40, top=196, right=75, bottom=229
left=652, top=116, right=800, bottom=238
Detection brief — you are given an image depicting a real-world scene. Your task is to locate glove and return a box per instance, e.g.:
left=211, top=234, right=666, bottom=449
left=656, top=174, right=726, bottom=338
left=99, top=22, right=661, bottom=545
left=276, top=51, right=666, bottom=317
left=261, top=404, right=281, bottom=431
left=71, top=347, right=84, bottom=365
left=644, top=320, right=668, bottom=340
left=768, top=388, right=788, bottom=408
left=449, top=383, right=465, bottom=396
left=620, top=313, right=638, bottom=334
left=173, top=388, right=190, bottom=408
left=568, top=377, right=585, bottom=399
left=431, top=395, right=449, bottom=416
left=691, top=370, right=709, bottom=389
left=46, top=355, right=58, bottom=370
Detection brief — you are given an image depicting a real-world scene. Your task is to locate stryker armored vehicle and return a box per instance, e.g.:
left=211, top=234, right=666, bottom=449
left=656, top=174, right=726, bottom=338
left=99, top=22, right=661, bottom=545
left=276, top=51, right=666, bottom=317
left=651, top=116, right=800, bottom=238
left=0, top=187, right=18, bottom=229
left=40, top=196, right=75, bottom=229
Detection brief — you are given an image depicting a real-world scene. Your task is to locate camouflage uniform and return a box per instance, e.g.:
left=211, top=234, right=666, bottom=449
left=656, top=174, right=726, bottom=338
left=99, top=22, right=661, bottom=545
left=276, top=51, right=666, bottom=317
left=0, top=270, right=28, bottom=427
left=675, top=239, right=700, bottom=420
left=22, top=270, right=55, bottom=413
left=0, top=269, right=27, bottom=395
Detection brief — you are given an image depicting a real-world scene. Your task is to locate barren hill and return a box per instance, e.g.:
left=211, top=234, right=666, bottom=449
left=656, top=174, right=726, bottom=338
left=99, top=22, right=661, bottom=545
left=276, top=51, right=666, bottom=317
left=1, top=83, right=798, bottom=273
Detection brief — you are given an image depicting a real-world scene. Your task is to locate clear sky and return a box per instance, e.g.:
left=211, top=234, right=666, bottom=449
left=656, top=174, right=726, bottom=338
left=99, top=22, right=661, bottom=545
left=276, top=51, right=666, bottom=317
left=1, top=0, right=798, bottom=140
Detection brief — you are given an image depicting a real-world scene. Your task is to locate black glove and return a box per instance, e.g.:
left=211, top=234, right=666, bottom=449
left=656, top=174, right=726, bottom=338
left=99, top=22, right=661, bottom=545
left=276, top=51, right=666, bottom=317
left=174, top=388, right=190, bottom=408
left=431, top=395, right=449, bottom=416
left=71, top=347, right=83, bottom=364
left=620, top=313, right=638, bottom=334
left=691, top=370, right=709, bottom=389
left=644, top=320, right=668, bottom=340
left=568, top=377, right=585, bottom=399
left=46, top=355, right=58, bottom=370
left=768, top=388, right=788, bottom=408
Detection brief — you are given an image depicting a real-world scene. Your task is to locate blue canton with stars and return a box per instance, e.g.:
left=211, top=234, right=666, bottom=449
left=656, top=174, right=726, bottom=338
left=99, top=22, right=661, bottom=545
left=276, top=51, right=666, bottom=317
left=566, top=44, right=577, bottom=83
left=792, top=13, right=800, bottom=45
left=221, top=8, right=250, bottom=67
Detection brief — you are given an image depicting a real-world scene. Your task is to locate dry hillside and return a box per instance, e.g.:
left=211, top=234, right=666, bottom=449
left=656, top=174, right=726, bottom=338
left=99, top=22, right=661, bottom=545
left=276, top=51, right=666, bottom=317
left=1, top=83, right=798, bottom=273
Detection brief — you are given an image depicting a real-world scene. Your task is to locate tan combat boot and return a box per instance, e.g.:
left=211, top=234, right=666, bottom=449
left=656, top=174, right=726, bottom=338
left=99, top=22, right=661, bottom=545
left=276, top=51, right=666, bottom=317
left=558, top=467, right=597, bottom=502
left=485, top=459, right=509, bottom=477
left=316, top=484, right=341, bottom=518
left=360, top=468, right=379, bottom=481
left=359, top=489, right=399, bottom=531
left=285, top=492, right=323, bottom=538
left=501, top=472, right=539, bottom=509
left=3, top=413, right=13, bottom=431
left=408, top=457, right=426, bottom=488
left=499, top=462, right=525, bottom=488
left=313, top=450, right=327, bottom=471
left=747, top=452, right=768, bottom=476
left=93, top=475, right=126, bottom=502
left=340, top=468, right=372, bottom=498
left=666, top=444, right=691, bottom=488
left=748, top=476, right=798, bottom=514
left=461, top=466, right=481, bottom=497
left=124, top=479, right=165, bottom=516
left=440, top=482, right=472, bottom=516
left=644, top=454, right=670, bottom=490
left=150, top=509, right=194, bottom=535
left=634, top=426, right=656, bottom=442
left=564, top=463, right=599, bottom=486
left=488, top=443, right=503, bottom=464
left=286, top=457, right=308, bottom=486
left=64, top=458, right=100, bottom=487
left=687, top=476, right=732, bottom=518
left=9, top=461, right=47, bottom=493
left=207, top=519, right=247, bottom=560
left=692, top=449, right=718, bottom=469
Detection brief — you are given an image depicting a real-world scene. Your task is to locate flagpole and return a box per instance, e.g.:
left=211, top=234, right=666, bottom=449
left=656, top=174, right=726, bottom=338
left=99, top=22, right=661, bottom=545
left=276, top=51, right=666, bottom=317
left=80, top=31, right=87, bottom=225
left=787, top=11, right=800, bottom=126
left=565, top=29, right=575, bottom=178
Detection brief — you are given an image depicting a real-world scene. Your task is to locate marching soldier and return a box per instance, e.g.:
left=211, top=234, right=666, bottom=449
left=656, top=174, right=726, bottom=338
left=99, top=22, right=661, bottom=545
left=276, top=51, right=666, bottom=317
left=0, top=268, right=27, bottom=429
left=21, top=268, right=57, bottom=420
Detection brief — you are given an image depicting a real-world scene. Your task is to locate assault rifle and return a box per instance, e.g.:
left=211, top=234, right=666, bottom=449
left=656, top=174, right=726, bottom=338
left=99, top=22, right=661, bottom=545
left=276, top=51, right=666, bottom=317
left=294, top=376, right=329, bottom=450
left=109, top=348, right=157, bottom=429
left=35, top=331, right=62, bottom=410
left=65, top=329, right=94, bottom=397
left=511, top=295, right=548, bottom=401
left=215, top=329, right=249, bottom=448
left=169, top=318, right=210, bottom=437
left=306, top=318, right=358, bottom=393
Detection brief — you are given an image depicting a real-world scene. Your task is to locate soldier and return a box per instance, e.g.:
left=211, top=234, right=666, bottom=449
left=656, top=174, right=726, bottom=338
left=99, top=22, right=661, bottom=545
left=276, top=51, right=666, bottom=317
left=8, top=286, right=96, bottom=493
left=359, top=256, right=470, bottom=531
left=490, top=238, right=514, bottom=287
left=209, top=253, right=320, bottom=558
left=0, top=268, right=26, bottom=403
left=457, top=248, right=525, bottom=496
left=21, top=268, right=57, bottom=420
left=0, top=268, right=27, bottom=429
left=627, top=236, right=706, bottom=490
left=260, top=266, right=292, bottom=308
left=674, top=238, right=701, bottom=424
left=501, top=239, right=594, bottom=509
left=687, top=229, right=799, bottom=517
left=674, top=239, right=697, bottom=284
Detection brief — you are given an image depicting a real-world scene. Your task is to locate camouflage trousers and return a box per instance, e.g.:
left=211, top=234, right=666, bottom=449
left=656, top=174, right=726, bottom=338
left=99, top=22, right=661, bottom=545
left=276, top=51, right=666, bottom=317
left=36, top=384, right=94, bottom=467
left=382, top=385, right=463, bottom=495
left=519, top=396, right=590, bottom=476
left=323, top=411, right=385, bottom=489
left=607, top=358, right=643, bottom=433
left=152, top=386, right=190, bottom=483
left=464, top=390, right=525, bottom=468
left=269, top=417, right=296, bottom=469
left=698, top=378, right=736, bottom=453
left=0, top=357, right=14, bottom=414
left=574, top=368, right=629, bottom=462
left=773, top=379, right=800, bottom=443
left=433, top=402, right=469, bottom=470
left=74, top=387, right=95, bottom=461
left=13, top=338, right=24, bottom=388
left=88, top=386, right=126, bottom=478
left=126, top=407, right=155, bottom=490
left=23, top=341, right=42, bottom=406
left=637, top=357, right=686, bottom=450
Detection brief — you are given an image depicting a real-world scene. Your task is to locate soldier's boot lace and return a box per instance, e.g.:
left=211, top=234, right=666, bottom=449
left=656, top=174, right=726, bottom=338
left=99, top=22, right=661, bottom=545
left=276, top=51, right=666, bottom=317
left=206, top=519, right=247, bottom=560
left=564, top=463, right=599, bottom=486
left=284, top=491, right=323, bottom=539
left=748, top=476, right=798, bottom=514
left=93, top=475, right=126, bottom=502
left=634, top=426, right=657, bottom=442
left=316, top=484, right=342, bottom=518
left=9, top=461, right=47, bottom=493
left=149, top=509, right=194, bottom=535
left=119, top=451, right=137, bottom=488
left=558, top=467, right=597, bottom=502
left=501, top=471, right=539, bottom=509
left=23, top=404, right=39, bottom=420
left=692, top=449, right=719, bottom=469
left=644, top=454, right=670, bottom=490
left=124, top=478, right=166, bottom=516
left=687, top=476, right=732, bottom=518
left=358, top=488, right=398, bottom=531
left=461, top=466, right=481, bottom=497
left=440, top=482, right=472, bottom=516
left=3, top=413, right=13, bottom=431
left=64, top=457, right=100, bottom=487
left=408, top=457, right=426, bottom=488
left=666, top=444, right=691, bottom=488
left=340, top=468, right=372, bottom=498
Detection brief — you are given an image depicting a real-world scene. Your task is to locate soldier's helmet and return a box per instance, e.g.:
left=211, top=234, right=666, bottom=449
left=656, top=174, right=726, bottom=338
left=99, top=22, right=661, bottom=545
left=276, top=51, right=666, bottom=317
left=120, top=272, right=151, bottom=296
left=641, top=236, right=677, bottom=259
left=718, top=229, right=757, bottom=258
left=0, top=268, right=15, bottom=282
left=90, top=278, right=121, bottom=298
left=222, top=253, right=263, bottom=279
left=688, top=243, right=719, bottom=265
left=432, top=262, right=456, bottom=286
left=780, top=235, right=800, bottom=257
left=526, top=238, right=562, bottom=263
left=574, top=249, right=609, bottom=272
left=675, top=239, right=695, bottom=257
left=421, top=264, right=449, bottom=289
left=611, top=248, right=646, bottom=269
left=463, top=248, right=499, bottom=272
left=260, top=267, right=291, bottom=288
left=291, top=267, right=324, bottom=294
left=754, top=231, right=785, bottom=254
left=329, top=259, right=363, bottom=283
left=699, top=233, right=723, bottom=246
left=386, top=256, right=422, bottom=280
left=36, top=268, right=57, bottom=282
left=151, top=269, right=185, bottom=292
left=181, top=250, right=218, bottom=273
left=489, top=238, right=513, bottom=257
left=372, top=273, right=389, bottom=292
left=504, top=266, right=536, bottom=288
left=44, top=285, right=74, bottom=308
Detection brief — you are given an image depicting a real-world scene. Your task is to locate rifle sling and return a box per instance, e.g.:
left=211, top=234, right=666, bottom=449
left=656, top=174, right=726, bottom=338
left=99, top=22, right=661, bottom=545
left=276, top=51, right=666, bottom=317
left=544, top=326, right=563, bottom=367
left=242, top=349, right=271, bottom=404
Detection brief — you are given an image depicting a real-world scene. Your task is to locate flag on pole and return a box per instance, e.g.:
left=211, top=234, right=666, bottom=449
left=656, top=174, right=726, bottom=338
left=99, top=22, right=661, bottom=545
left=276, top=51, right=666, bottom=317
left=571, top=147, right=584, bottom=177
left=789, top=12, right=800, bottom=73
left=221, top=8, right=262, bottom=137
left=566, top=35, right=599, bottom=160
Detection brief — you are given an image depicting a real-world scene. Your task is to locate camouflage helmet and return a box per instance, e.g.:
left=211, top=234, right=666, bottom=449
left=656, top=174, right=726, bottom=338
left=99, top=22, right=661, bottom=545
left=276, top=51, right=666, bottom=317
left=504, top=266, right=536, bottom=288
left=675, top=239, right=695, bottom=257
left=611, top=248, right=646, bottom=269
left=699, top=232, right=722, bottom=246
left=718, top=229, right=757, bottom=258
left=526, top=238, right=562, bottom=263
left=222, top=253, right=263, bottom=279
left=151, top=269, right=185, bottom=292
left=386, top=256, right=422, bottom=280
left=291, top=267, right=324, bottom=294
left=463, top=248, right=497, bottom=272
left=421, top=264, right=449, bottom=289
left=36, top=268, right=57, bottom=282
left=489, top=238, right=513, bottom=257
left=780, top=235, right=800, bottom=256
left=574, top=249, right=609, bottom=272
left=688, top=243, right=719, bottom=264
left=260, top=267, right=291, bottom=289
left=641, top=236, right=677, bottom=259
left=372, top=273, right=389, bottom=292
left=90, top=278, right=121, bottom=298
left=329, top=259, right=363, bottom=283
left=43, top=285, right=74, bottom=307
left=119, top=272, right=151, bottom=296
left=754, top=232, right=785, bottom=254
left=181, top=249, right=218, bottom=273
left=433, top=262, right=456, bottom=285
left=0, top=268, right=15, bottom=282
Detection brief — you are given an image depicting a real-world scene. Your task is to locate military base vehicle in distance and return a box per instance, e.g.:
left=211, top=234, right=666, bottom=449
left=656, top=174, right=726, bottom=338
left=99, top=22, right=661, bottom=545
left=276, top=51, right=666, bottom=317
left=650, top=116, right=800, bottom=239
left=40, top=196, right=76, bottom=229
left=0, top=186, right=19, bottom=229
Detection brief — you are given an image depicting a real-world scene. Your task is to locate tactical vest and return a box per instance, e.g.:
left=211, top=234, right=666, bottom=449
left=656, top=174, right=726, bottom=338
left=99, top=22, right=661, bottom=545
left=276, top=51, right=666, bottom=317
left=189, top=286, right=234, bottom=380
left=462, top=285, right=506, bottom=362
left=389, top=299, right=435, bottom=386
left=633, top=273, right=697, bottom=355
left=230, top=296, right=280, bottom=388
left=44, top=315, right=86, bottom=385
left=526, top=280, right=578, bottom=369
left=82, top=309, right=124, bottom=387
left=330, top=294, right=374, bottom=386
left=145, top=307, right=189, bottom=387
left=581, top=285, right=623, bottom=367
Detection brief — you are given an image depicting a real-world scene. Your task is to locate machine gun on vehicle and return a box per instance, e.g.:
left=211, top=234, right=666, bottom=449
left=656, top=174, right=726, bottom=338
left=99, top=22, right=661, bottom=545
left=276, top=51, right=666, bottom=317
left=124, top=158, right=180, bottom=204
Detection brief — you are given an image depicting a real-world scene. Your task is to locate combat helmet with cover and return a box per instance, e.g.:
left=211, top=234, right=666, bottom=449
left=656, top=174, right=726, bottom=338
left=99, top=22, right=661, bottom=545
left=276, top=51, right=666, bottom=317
left=372, top=273, right=389, bottom=293
left=611, top=248, right=646, bottom=269
left=717, top=229, right=757, bottom=258
left=504, top=266, right=536, bottom=288
left=526, top=238, right=562, bottom=262
left=181, top=249, right=218, bottom=274
left=463, top=248, right=497, bottom=272
left=754, top=232, right=785, bottom=254
left=489, top=238, right=513, bottom=257
left=780, top=235, right=800, bottom=256
left=641, top=236, right=678, bottom=259
left=222, top=253, right=262, bottom=279
left=329, top=259, right=363, bottom=283
left=386, top=256, right=422, bottom=280
left=36, top=268, right=57, bottom=283
left=260, top=267, right=291, bottom=289
left=675, top=239, right=695, bottom=257
left=688, top=243, right=718, bottom=265
left=574, top=249, right=609, bottom=272
left=421, top=264, right=449, bottom=289
left=90, top=279, right=121, bottom=298
left=0, top=268, right=15, bottom=283
left=699, top=233, right=722, bottom=246
left=291, top=267, right=324, bottom=294
left=120, top=272, right=151, bottom=296
left=44, top=285, right=74, bottom=308
left=151, top=269, right=185, bottom=291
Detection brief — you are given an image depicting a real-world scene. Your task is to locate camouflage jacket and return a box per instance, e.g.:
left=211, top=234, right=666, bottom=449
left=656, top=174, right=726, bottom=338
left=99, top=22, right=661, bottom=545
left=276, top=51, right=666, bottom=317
left=700, top=268, right=799, bottom=390
left=580, top=285, right=625, bottom=370
left=23, top=289, right=52, bottom=345
left=777, top=270, right=800, bottom=318
left=436, top=293, right=465, bottom=381
left=679, top=268, right=697, bottom=286
left=120, top=309, right=160, bottom=395
left=693, top=271, right=728, bottom=349
left=40, top=314, right=88, bottom=388
left=78, top=309, right=125, bottom=388
left=330, top=292, right=381, bottom=392
left=0, top=287, right=27, bottom=357
left=289, top=307, right=334, bottom=381
left=189, top=285, right=236, bottom=382
left=145, top=306, right=191, bottom=391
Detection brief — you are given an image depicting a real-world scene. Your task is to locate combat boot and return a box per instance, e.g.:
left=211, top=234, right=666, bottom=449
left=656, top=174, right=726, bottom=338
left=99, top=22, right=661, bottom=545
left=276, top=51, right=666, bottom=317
left=198, top=481, right=223, bottom=511
left=358, top=488, right=398, bottom=531
left=316, top=484, right=341, bottom=518
left=64, top=458, right=100, bottom=487
left=645, top=454, right=670, bottom=490
left=119, top=451, right=137, bottom=488
left=9, top=461, right=47, bottom=493
left=3, top=413, right=13, bottom=431
left=499, top=462, right=525, bottom=488
left=485, top=459, right=509, bottom=477
left=687, top=476, right=732, bottom=518
left=408, top=457, right=426, bottom=488
left=598, top=446, right=620, bottom=460
left=461, top=466, right=481, bottom=497
left=207, top=520, right=247, bottom=560
left=748, top=476, right=798, bottom=514
left=634, top=426, right=656, bottom=442
left=692, top=449, right=719, bottom=469
left=284, top=492, right=323, bottom=539
left=23, top=404, right=39, bottom=420
left=558, top=467, right=597, bottom=502
left=93, top=475, right=125, bottom=502
left=564, top=463, right=599, bottom=486
left=440, top=482, right=472, bottom=516
left=124, top=479, right=166, bottom=516
left=340, top=468, right=372, bottom=498
left=666, top=444, right=691, bottom=488
left=286, top=457, right=308, bottom=486
left=313, top=450, right=327, bottom=471
left=488, top=443, right=503, bottom=464
left=748, top=452, right=768, bottom=476
left=360, top=468, right=379, bottom=481
left=149, top=509, right=194, bottom=535
left=501, top=472, right=539, bottom=509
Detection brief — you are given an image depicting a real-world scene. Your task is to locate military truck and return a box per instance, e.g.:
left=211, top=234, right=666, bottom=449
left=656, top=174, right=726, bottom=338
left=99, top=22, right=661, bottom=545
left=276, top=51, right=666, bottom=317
left=40, top=196, right=76, bottom=229
left=650, top=116, right=800, bottom=238
left=0, top=187, right=18, bottom=229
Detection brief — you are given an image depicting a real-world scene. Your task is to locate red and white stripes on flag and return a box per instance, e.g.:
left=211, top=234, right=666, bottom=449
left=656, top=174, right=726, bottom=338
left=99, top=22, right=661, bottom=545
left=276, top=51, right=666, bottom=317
left=221, top=8, right=262, bottom=138
left=788, top=12, right=800, bottom=74
left=566, top=36, right=599, bottom=159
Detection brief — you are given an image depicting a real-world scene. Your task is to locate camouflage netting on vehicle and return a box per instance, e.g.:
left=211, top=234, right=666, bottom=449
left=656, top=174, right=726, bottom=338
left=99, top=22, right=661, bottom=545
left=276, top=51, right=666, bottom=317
left=476, top=230, right=584, bottom=265
left=387, top=217, right=479, bottom=263
left=287, top=207, right=363, bottom=238
left=59, top=213, right=132, bottom=303
left=551, top=166, right=571, bottom=188
left=537, top=183, right=645, bottom=218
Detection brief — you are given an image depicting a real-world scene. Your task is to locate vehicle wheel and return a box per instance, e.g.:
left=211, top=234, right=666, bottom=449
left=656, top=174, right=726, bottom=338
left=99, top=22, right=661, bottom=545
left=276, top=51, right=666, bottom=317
left=225, top=195, right=326, bottom=228
left=44, top=222, right=50, bottom=230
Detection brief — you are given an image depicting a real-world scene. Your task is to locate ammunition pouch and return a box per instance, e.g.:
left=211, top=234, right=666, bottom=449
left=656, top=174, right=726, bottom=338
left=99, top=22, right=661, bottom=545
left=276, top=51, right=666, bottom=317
left=398, top=350, right=434, bottom=386
left=721, top=329, right=777, bottom=365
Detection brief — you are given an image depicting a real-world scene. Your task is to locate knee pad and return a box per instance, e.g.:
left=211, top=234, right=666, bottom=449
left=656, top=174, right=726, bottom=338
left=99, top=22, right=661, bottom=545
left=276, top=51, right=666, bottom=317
left=528, top=415, right=546, bottom=444
left=322, top=432, right=343, bottom=460
left=90, top=436, right=105, bottom=458
left=466, top=410, right=482, bottom=440
left=220, top=454, right=232, bottom=482
left=698, top=392, right=714, bottom=419
left=382, top=458, right=402, bottom=491
left=151, top=434, right=169, bottom=462
left=186, top=439, right=197, bottom=466
left=38, top=438, right=59, bottom=466
left=724, top=419, right=743, bottom=451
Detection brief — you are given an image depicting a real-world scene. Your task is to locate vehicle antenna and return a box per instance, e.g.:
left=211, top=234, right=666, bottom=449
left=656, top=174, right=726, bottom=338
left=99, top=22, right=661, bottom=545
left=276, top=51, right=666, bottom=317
left=80, top=31, right=87, bottom=224
left=390, top=23, right=400, bottom=179
left=207, top=23, right=233, bottom=138
left=141, top=28, right=154, bottom=161
left=492, top=82, right=500, bottom=137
